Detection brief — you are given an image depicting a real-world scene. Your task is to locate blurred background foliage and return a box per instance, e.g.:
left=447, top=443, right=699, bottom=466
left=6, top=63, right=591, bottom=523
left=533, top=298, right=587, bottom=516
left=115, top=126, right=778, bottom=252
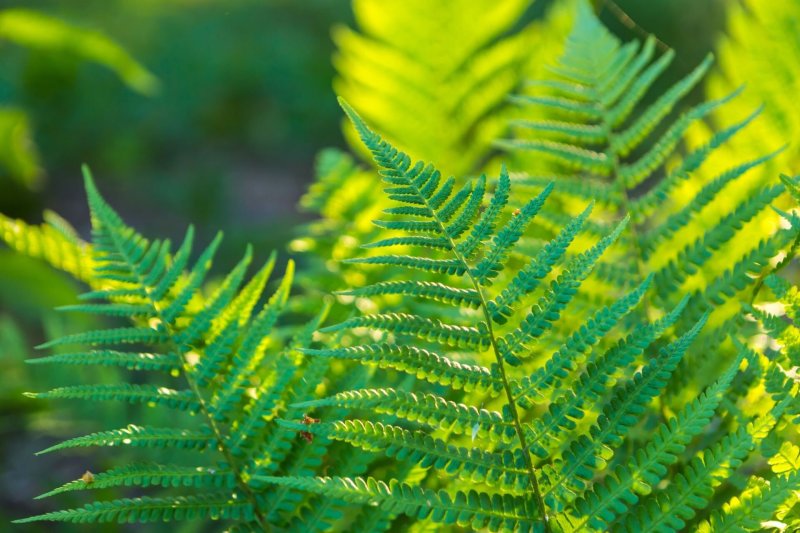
left=0, top=0, right=797, bottom=530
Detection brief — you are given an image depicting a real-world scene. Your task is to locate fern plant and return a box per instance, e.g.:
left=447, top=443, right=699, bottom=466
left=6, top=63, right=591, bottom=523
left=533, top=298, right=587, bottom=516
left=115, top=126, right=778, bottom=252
left=732, top=268, right=800, bottom=530
left=499, top=1, right=798, bottom=404
left=12, top=170, right=373, bottom=530
left=258, top=100, right=799, bottom=532
left=7, top=2, right=800, bottom=531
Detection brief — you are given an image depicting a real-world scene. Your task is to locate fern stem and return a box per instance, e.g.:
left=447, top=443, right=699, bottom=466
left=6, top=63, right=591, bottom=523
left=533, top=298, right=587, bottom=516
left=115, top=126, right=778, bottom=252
left=472, top=285, right=552, bottom=532
left=150, top=318, right=272, bottom=530
left=406, top=175, right=552, bottom=532
left=179, top=369, right=271, bottom=531
left=603, top=114, right=652, bottom=319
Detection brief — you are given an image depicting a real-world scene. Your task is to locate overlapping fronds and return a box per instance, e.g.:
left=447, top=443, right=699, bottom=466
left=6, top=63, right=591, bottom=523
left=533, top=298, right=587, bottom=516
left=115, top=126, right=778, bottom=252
left=10, top=2, right=800, bottom=532
left=255, top=100, right=797, bottom=532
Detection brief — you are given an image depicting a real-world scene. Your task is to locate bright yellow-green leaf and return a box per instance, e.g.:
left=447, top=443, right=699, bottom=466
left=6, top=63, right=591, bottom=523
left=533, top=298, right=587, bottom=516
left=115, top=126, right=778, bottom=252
left=0, top=9, right=159, bottom=96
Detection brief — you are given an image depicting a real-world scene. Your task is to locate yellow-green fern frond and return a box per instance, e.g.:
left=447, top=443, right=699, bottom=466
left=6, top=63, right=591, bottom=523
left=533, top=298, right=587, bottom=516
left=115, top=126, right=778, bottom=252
left=335, top=0, right=574, bottom=177
left=0, top=210, right=93, bottom=283
left=501, top=0, right=797, bottom=406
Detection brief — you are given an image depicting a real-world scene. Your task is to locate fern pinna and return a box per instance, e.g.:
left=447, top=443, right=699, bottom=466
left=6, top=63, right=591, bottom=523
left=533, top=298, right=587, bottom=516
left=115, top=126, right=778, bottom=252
left=256, top=101, right=797, bottom=531
left=13, top=170, right=352, bottom=530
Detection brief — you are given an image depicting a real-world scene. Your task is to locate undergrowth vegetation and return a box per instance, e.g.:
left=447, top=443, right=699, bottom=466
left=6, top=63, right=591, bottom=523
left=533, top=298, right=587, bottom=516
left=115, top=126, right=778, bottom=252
left=3, top=0, right=799, bottom=531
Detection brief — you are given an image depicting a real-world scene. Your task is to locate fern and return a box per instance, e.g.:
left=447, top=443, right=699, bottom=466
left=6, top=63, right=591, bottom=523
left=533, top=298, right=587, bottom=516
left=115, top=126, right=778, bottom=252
left=255, top=100, right=797, bottom=532
left=8, top=2, right=800, bottom=531
left=500, top=0, right=799, bottom=406
left=14, top=169, right=362, bottom=529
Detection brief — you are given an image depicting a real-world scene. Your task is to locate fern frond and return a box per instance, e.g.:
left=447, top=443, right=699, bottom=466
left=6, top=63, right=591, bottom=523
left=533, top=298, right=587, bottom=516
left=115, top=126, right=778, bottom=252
left=37, top=326, right=170, bottom=348
left=263, top=97, right=728, bottom=533
left=515, top=276, right=662, bottom=410
left=489, top=202, right=593, bottom=323
left=323, top=312, right=490, bottom=351
left=544, top=314, right=708, bottom=505
left=21, top=170, right=340, bottom=529
left=698, top=471, right=800, bottom=533
left=0, top=211, right=94, bottom=283
left=338, top=280, right=481, bottom=309
left=333, top=0, right=558, bottom=177
left=571, top=348, right=744, bottom=530
left=26, top=349, right=181, bottom=372
left=618, top=414, right=779, bottom=532
left=498, top=217, right=628, bottom=365
left=278, top=419, right=529, bottom=491
left=504, top=0, right=792, bottom=352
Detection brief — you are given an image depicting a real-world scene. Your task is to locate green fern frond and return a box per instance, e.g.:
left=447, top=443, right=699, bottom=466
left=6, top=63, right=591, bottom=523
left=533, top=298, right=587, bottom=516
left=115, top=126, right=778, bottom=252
left=294, top=388, right=516, bottom=444
left=300, top=344, right=502, bottom=393
left=26, top=349, right=181, bottom=371
left=334, top=0, right=563, bottom=177
left=25, top=384, right=200, bottom=411
left=514, top=276, right=664, bottom=410
left=322, top=312, right=491, bottom=350
left=618, top=413, right=780, bottom=532
left=0, top=211, right=94, bottom=283
left=278, top=419, right=529, bottom=491
left=19, top=170, right=355, bottom=529
left=571, top=348, right=745, bottom=530
left=338, top=280, right=481, bottom=308
left=544, top=314, right=708, bottom=505
left=697, top=469, right=800, bottom=532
